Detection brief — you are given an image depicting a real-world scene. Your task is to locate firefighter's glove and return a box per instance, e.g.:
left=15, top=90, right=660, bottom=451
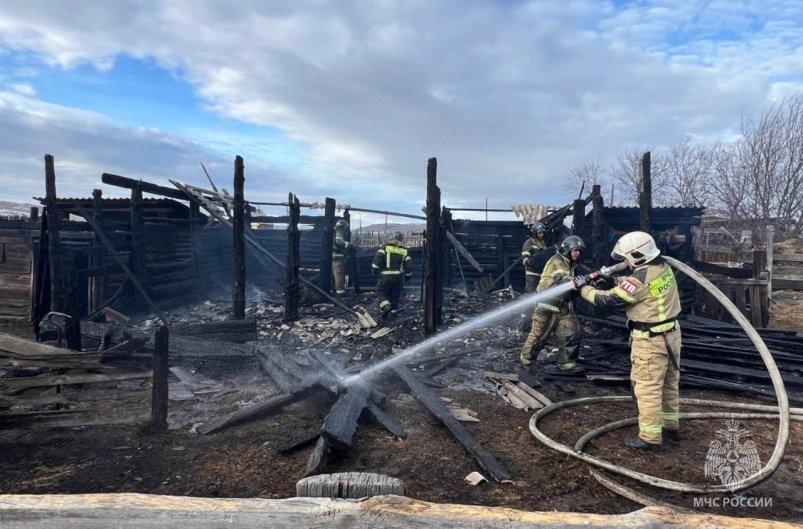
left=570, top=275, right=587, bottom=289
left=522, top=257, right=530, bottom=268
left=583, top=271, right=610, bottom=289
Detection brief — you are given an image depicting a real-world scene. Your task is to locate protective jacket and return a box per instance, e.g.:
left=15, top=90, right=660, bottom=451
left=332, top=227, right=350, bottom=259
left=521, top=237, right=549, bottom=293
left=536, top=252, right=585, bottom=310
left=579, top=258, right=681, bottom=334
left=372, top=242, right=412, bottom=277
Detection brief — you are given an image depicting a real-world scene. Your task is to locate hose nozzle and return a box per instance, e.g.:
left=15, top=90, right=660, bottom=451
left=598, top=261, right=629, bottom=278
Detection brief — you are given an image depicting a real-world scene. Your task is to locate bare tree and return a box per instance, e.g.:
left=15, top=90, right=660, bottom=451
left=664, top=139, right=716, bottom=208
left=736, top=94, right=803, bottom=236
left=565, top=158, right=606, bottom=199
left=709, top=144, right=749, bottom=223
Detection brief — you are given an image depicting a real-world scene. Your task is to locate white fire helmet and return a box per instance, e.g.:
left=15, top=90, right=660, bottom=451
left=611, top=231, right=660, bottom=267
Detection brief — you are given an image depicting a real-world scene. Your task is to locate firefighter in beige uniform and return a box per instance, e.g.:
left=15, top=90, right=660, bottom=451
left=521, top=222, right=550, bottom=294
left=520, top=235, right=586, bottom=373
left=576, top=231, right=681, bottom=449
left=332, top=219, right=351, bottom=295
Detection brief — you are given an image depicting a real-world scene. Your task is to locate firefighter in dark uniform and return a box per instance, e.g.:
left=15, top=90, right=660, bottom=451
left=332, top=219, right=351, bottom=295
left=519, top=235, right=587, bottom=373
left=575, top=231, right=681, bottom=449
left=371, top=233, right=413, bottom=319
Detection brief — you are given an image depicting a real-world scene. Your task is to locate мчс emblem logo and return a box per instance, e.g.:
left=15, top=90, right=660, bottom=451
left=704, top=420, right=761, bottom=492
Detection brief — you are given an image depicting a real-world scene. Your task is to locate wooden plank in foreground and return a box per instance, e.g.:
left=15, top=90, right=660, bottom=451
left=0, top=494, right=789, bottom=529
left=392, top=364, right=511, bottom=482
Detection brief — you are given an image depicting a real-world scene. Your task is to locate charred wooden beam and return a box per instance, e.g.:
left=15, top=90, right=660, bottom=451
left=320, top=384, right=370, bottom=451
left=392, top=364, right=511, bottom=482
left=170, top=319, right=257, bottom=343
left=44, top=154, right=64, bottom=315
left=197, top=383, right=325, bottom=435
left=285, top=193, right=301, bottom=322
left=366, top=400, right=408, bottom=438
left=318, top=197, right=336, bottom=296
left=0, top=370, right=152, bottom=395
left=102, top=172, right=189, bottom=201
left=278, top=429, right=321, bottom=454
left=0, top=332, right=101, bottom=369
left=233, top=155, right=246, bottom=320
left=424, top=158, right=442, bottom=335
left=304, top=436, right=332, bottom=477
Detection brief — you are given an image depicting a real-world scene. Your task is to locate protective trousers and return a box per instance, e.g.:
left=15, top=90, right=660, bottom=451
left=520, top=305, right=579, bottom=367
left=332, top=257, right=347, bottom=294
left=629, top=327, right=681, bottom=444
left=377, top=274, right=403, bottom=315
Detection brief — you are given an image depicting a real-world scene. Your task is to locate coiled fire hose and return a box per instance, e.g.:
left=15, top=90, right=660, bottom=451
left=528, top=256, right=797, bottom=495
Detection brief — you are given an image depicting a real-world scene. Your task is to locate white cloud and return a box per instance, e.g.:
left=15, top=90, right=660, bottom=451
left=0, top=0, right=801, bottom=214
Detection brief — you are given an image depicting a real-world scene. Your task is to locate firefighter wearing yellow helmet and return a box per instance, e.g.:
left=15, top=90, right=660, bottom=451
left=575, top=231, right=681, bottom=449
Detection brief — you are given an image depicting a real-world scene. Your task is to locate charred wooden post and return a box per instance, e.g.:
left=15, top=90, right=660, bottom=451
left=189, top=200, right=203, bottom=283
left=150, top=324, right=169, bottom=433
left=318, top=197, right=336, bottom=296
left=424, top=158, right=442, bottom=335
left=639, top=151, right=652, bottom=233
left=233, top=155, right=246, bottom=320
left=591, top=184, right=606, bottom=269
left=44, top=154, right=64, bottom=315
left=32, top=212, right=50, bottom=337
left=285, top=193, right=301, bottom=323
left=572, top=199, right=585, bottom=239
left=29, top=207, right=39, bottom=222
left=130, top=183, right=148, bottom=311
left=89, top=189, right=104, bottom=313
left=343, top=208, right=360, bottom=294
left=61, top=257, right=82, bottom=350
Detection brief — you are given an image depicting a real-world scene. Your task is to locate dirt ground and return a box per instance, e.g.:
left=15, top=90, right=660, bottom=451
left=0, top=289, right=801, bottom=522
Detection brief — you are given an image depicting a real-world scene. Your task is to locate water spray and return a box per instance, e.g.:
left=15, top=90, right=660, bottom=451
left=342, top=281, right=577, bottom=387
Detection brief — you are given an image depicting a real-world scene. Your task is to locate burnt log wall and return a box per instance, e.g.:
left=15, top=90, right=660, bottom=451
left=0, top=220, right=36, bottom=322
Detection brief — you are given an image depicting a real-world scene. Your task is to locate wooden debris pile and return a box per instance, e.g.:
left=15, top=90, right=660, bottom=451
left=578, top=313, right=803, bottom=404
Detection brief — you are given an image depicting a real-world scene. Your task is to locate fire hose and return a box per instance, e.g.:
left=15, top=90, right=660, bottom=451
left=528, top=256, right=797, bottom=495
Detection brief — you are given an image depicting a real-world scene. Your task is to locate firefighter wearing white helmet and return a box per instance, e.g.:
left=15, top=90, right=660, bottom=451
left=520, top=235, right=588, bottom=374
left=575, top=231, right=681, bottom=449
left=332, top=219, right=351, bottom=295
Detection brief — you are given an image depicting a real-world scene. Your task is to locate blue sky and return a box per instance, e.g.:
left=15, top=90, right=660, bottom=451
left=0, top=1, right=802, bottom=225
